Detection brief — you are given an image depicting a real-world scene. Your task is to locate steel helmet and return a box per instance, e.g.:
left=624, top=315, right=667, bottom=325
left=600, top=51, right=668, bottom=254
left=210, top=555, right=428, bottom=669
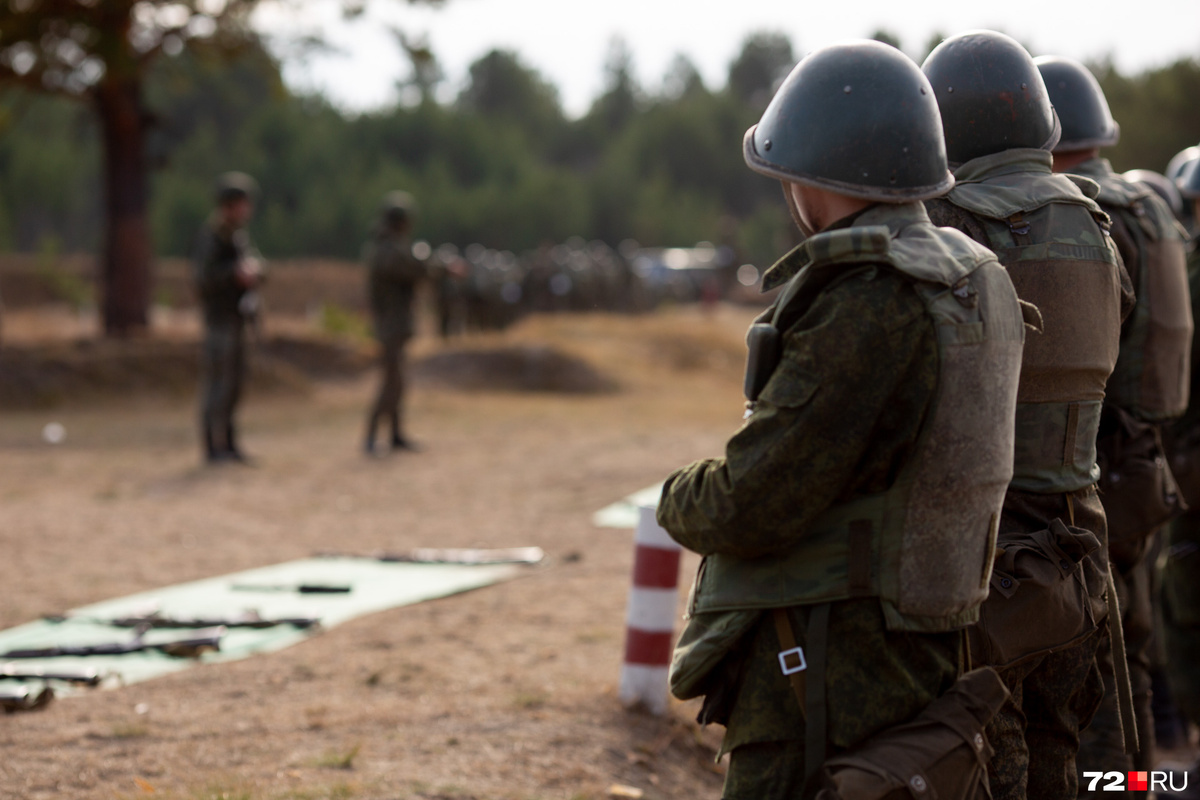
left=744, top=39, right=953, bottom=202
left=1034, top=55, right=1119, bottom=151
left=922, top=30, right=1061, bottom=164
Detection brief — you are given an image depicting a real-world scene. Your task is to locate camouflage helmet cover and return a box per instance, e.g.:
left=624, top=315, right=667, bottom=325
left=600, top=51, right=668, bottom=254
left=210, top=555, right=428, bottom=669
left=215, top=171, right=259, bottom=205
left=1034, top=55, right=1120, bottom=151
left=922, top=30, right=1061, bottom=164
left=744, top=39, right=953, bottom=202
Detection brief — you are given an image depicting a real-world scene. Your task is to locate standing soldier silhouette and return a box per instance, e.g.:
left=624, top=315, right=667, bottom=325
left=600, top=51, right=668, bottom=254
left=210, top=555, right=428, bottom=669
left=922, top=31, right=1135, bottom=800
left=194, top=172, right=264, bottom=464
left=364, top=191, right=427, bottom=454
left=1035, top=55, right=1193, bottom=786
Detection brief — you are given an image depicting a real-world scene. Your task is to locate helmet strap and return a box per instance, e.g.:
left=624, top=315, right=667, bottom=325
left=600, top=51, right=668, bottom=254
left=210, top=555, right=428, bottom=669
left=782, top=181, right=815, bottom=239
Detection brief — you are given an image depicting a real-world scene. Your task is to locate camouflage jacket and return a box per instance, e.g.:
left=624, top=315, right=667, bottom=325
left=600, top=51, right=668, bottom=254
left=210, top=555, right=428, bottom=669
left=659, top=202, right=964, bottom=753
left=193, top=216, right=259, bottom=329
left=365, top=230, right=426, bottom=344
left=657, top=203, right=939, bottom=561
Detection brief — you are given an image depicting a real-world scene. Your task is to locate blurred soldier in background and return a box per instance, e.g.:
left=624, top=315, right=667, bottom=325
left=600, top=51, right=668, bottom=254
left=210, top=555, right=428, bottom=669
left=923, top=32, right=1133, bottom=800
left=659, top=40, right=1021, bottom=798
left=364, top=191, right=427, bottom=454
left=193, top=172, right=264, bottom=464
left=1036, top=55, right=1193, bottom=787
left=1162, top=157, right=1200, bottom=776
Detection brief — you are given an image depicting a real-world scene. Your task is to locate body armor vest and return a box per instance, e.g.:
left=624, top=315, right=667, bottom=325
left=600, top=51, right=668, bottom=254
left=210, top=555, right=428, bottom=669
left=1089, top=168, right=1193, bottom=421
left=946, top=168, right=1123, bottom=493
left=693, top=215, right=1025, bottom=632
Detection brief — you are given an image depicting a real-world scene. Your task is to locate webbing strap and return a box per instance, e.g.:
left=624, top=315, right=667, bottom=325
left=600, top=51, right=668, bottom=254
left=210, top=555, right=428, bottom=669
left=1106, top=566, right=1140, bottom=755
left=805, top=603, right=832, bottom=786
left=1007, top=213, right=1033, bottom=246
left=772, top=608, right=807, bottom=717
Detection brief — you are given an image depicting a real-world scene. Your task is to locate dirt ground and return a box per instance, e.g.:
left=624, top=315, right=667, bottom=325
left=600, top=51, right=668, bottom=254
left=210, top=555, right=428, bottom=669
left=0, top=304, right=757, bottom=800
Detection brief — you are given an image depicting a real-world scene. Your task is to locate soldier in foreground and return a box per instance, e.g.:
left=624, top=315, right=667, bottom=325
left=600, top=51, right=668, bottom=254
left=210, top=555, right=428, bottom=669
left=657, top=40, right=1022, bottom=798
left=364, top=191, right=427, bottom=454
left=1036, top=55, right=1193, bottom=784
left=922, top=32, right=1133, bottom=800
left=194, top=172, right=265, bottom=464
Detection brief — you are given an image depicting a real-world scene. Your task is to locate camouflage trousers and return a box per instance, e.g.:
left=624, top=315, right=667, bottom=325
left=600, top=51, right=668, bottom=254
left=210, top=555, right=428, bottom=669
left=1077, top=548, right=1156, bottom=795
left=200, top=323, right=246, bottom=455
left=986, top=487, right=1107, bottom=800
left=717, top=599, right=961, bottom=800
left=367, top=338, right=408, bottom=442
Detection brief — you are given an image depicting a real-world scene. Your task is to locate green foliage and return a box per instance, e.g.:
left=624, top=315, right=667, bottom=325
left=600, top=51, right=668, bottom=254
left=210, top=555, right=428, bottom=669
left=311, top=743, right=362, bottom=770
left=35, top=235, right=90, bottom=310
left=1, top=35, right=1197, bottom=274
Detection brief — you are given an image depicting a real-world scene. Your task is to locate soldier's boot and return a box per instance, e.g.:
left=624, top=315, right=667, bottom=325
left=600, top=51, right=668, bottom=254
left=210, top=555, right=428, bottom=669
left=226, top=422, right=252, bottom=465
left=390, top=412, right=418, bottom=452
left=202, top=422, right=221, bottom=464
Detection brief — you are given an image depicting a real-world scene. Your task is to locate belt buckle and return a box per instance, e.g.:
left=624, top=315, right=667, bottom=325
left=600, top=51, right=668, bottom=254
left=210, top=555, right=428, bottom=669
left=777, top=646, right=807, bottom=676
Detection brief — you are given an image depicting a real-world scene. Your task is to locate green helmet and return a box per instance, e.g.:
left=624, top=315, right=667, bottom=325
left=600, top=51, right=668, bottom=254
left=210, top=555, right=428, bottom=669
left=744, top=39, right=953, bottom=202
left=1034, top=56, right=1119, bottom=151
left=921, top=30, right=1061, bottom=164
left=1178, top=158, right=1200, bottom=200
left=215, top=172, right=259, bottom=205
left=1123, top=169, right=1184, bottom=218
left=1167, top=146, right=1200, bottom=182
left=381, top=190, right=415, bottom=226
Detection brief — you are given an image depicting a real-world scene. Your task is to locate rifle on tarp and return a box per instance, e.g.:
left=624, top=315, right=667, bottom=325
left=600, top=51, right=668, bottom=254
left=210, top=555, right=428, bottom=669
left=45, top=610, right=320, bottom=630
left=0, top=664, right=104, bottom=686
left=1, top=626, right=226, bottom=660
left=316, top=546, right=545, bottom=565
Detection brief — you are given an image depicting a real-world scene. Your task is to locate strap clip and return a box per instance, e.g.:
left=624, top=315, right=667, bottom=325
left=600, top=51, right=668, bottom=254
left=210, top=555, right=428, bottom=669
left=778, top=646, right=807, bottom=676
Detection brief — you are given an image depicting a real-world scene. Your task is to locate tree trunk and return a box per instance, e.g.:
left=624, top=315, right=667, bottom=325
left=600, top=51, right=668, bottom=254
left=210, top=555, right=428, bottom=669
left=93, top=75, right=152, bottom=336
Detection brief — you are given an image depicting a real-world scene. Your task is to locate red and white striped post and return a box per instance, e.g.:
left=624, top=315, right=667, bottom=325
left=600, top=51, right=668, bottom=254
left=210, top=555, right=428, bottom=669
left=619, top=504, right=682, bottom=715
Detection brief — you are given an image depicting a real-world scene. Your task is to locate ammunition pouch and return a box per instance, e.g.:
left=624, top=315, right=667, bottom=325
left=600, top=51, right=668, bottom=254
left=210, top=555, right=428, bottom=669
left=815, top=667, right=1011, bottom=800
left=668, top=606, right=760, bottom=703
left=743, top=323, right=782, bottom=403
left=1096, top=405, right=1186, bottom=570
left=969, top=519, right=1107, bottom=668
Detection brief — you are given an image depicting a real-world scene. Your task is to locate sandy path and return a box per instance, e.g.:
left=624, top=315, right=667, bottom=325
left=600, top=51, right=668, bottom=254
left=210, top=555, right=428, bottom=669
left=0, top=308, right=753, bottom=800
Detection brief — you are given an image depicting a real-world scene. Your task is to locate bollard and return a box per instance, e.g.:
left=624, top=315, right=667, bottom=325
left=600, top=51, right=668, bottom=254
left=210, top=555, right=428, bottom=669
left=619, top=504, right=682, bottom=715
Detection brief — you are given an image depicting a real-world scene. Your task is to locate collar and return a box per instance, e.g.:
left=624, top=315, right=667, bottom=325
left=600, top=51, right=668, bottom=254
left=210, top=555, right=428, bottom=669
left=952, top=148, right=1054, bottom=184
left=1067, top=157, right=1115, bottom=181
left=760, top=202, right=931, bottom=291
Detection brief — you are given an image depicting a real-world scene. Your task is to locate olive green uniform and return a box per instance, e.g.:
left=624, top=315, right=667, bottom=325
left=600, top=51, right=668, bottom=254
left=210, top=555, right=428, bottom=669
left=659, top=202, right=1016, bottom=798
left=365, top=228, right=426, bottom=448
left=194, top=216, right=259, bottom=459
left=927, top=148, right=1134, bottom=800
left=1071, top=157, right=1193, bottom=782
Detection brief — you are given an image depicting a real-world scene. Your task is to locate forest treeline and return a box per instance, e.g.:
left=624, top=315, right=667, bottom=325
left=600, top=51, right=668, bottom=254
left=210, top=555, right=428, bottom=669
left=1, top=33, right=1198, bottom=270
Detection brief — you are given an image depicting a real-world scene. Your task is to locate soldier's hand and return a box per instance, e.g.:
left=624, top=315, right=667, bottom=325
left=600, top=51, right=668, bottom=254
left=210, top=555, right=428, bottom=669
left=236, top=258, right=263, bottom=288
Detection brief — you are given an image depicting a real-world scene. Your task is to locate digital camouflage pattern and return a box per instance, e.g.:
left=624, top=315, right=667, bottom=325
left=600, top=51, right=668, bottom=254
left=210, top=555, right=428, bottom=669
left=659, top=202, right=1013, bottom=798
left=684, top=204, right=1024, bottom=633
left=717, top=599, right=961, bottom=800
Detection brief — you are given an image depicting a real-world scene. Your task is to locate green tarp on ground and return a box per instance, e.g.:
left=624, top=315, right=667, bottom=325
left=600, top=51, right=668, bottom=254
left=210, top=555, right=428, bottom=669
left=0, top=557, right=525, bottom=698
left=591, top=483, right=663, bottom=529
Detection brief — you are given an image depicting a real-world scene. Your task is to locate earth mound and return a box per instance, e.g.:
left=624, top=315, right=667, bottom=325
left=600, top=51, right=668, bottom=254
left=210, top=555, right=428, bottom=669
left=413, top=344, right=618, bottom=394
